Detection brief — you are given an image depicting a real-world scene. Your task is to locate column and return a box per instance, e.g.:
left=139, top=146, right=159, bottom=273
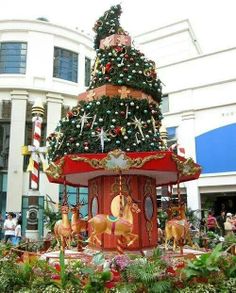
left=178, top=111, right=201, bottom=212
left=6, top=90, right=28, bottom=212
left=43, top=93, right=64, bottom=204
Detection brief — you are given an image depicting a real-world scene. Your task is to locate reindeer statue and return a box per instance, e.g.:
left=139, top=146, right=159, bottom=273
left=70, top=201, right=88, bottom=251
left=54, top=205, right=72, bottom=251
left=165, top=203, right=192, bottom=253
left=88, top=195, right=140, bottom=251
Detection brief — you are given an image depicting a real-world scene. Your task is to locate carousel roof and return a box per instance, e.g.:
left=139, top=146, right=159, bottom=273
left=46, top=149, right=201, bottom=187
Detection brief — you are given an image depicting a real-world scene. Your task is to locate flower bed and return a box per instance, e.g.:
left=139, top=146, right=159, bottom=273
left=0, top=242, right=235, bottom=292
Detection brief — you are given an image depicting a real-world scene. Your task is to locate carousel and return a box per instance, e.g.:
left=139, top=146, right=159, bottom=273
left=45, top=4, right=201, bottom=255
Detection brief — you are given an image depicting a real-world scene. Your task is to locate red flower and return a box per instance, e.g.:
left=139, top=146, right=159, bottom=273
left=54, top=263, right=61, bottom=272
left=104, top=269, right=121, bottom=289
left=166, top=266, right=176, bottom=276
left=51, top=274, right=60, bottom=280
left=174, top=281, right=185, bottom=289
left=105, top=281, right=116, bottom=289
left=111, top=269, right=121, bottom=282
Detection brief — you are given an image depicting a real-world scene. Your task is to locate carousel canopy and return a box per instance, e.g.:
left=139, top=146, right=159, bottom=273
left=46, top=149, right=201, bottom=187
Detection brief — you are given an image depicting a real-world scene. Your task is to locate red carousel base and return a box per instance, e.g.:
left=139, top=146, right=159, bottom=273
left=88, top=174, right=157, bottom=251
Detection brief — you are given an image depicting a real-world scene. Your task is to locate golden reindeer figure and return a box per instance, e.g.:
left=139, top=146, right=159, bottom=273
left=70, top=201, right=88, bottom=251
left=54, top=205, right=72, bottom=251
left=165, top=204, right=192, bottom=252
left=88, top=195, right=140, bottom=247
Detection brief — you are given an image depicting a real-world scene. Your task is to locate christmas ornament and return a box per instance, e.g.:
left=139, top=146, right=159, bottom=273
left=131, top=116, right=144, bottom=139
left=79, top=112, right=92, bottom=134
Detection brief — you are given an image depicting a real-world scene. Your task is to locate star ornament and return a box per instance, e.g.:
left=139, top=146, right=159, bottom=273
left=95, top=128, right=110, bottom=141
left=95, top=127, right=110, bottom=152
left=131, top=116, right=144, bottom=139
left=79, top=112, right=92, bottom=135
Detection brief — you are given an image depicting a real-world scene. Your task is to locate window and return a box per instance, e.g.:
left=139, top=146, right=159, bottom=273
left=166, top=127, right=177, bottom=148
left=0, top=123, right=10, bottom=170
left=53, top=47, right=78, bottom=82
left=85, top=57, right=91, bottom=87
left=161, top=94, right=169, bottom=113
left=0, top=42, right=27, bottom=74
left=59, top=186, right=88, bottom=217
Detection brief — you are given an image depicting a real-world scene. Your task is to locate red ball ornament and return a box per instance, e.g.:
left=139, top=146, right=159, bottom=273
left=105, top=62, right=112, bottom=73
left=123, top=67, right=128, bottom=72
left=86, top=123, right=91, bottom=128
left=130, top=57, right=134, bottom=62
left=124, top=54, right=129, bottom=58
left=114, top=127, right=122, bottom=135
left=120, top=111, right=125, bottom=116
left=66, top=111, right=73, bottom=119
left=83, top=141, right=89, bottom=146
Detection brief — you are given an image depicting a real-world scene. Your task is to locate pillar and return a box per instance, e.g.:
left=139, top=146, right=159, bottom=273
left=44, top=93, right=64, bottom=204
left=178, top=111, right=201, bottom=212
left=6, top=90, right=28, bottom=212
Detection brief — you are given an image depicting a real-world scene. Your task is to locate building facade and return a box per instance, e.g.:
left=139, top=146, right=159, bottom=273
left=0, top=19, right=94, bottom=218
left=136, top=20, right=236, bottom=216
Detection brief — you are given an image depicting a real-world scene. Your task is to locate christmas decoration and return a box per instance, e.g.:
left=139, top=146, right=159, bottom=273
left=22, top=100, right=47, bottom=189
left=46, top=4, right=201, bottom=253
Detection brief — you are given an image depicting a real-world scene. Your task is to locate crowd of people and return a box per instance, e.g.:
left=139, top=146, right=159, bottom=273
left=205, top=211, right=236, bottom=236
left=0, top=212, right=22, bottom=245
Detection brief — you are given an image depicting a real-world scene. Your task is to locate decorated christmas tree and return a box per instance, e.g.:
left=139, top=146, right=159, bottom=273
left=47, top=4, right=165, bottom=162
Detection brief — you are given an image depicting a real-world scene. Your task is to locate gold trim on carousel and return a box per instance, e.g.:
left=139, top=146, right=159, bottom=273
left=146, top=221, right=153, bottom=243
left=71, top=149, right=166, bottom=171
left=172, top=154, right=201, bottom=176
left=46, top=158, right=65, bottom=179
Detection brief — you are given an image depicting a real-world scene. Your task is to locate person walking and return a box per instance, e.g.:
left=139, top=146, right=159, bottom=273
left=14, top=217, right=22, bottom=245
left=3, top=212, right=16, bottom=244
left=207, top=211, right=219, bottom=233
left=217, top=211, right=226, bottom=236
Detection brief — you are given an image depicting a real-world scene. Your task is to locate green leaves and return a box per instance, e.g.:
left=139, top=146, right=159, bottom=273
left=183, top=243, right=223, bottom=280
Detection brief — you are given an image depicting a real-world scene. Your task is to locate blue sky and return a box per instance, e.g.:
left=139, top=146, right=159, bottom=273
left=1, top=0, right=236, bottom=53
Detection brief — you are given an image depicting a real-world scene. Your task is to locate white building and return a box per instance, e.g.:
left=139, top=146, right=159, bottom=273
left=136, top=19, right=236, bottom=216
left=0, top=19, right=94, bottom=219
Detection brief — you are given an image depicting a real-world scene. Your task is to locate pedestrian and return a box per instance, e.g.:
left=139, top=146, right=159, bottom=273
left=224, top=215, right=233, bottom=236
left=207, top=211, right=219, bottom=233
left=217, top=211, right=226, bottom=236
left=13, top=217, right=22, bottom=246
left=3, top=212, right=16, bottom=244
left=0, top=212, right=4, bottom=240
left=232, top=214, right=236, bottom=232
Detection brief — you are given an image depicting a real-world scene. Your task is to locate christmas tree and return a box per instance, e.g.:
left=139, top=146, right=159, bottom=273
left=47, top=4, right=165, bottom=163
